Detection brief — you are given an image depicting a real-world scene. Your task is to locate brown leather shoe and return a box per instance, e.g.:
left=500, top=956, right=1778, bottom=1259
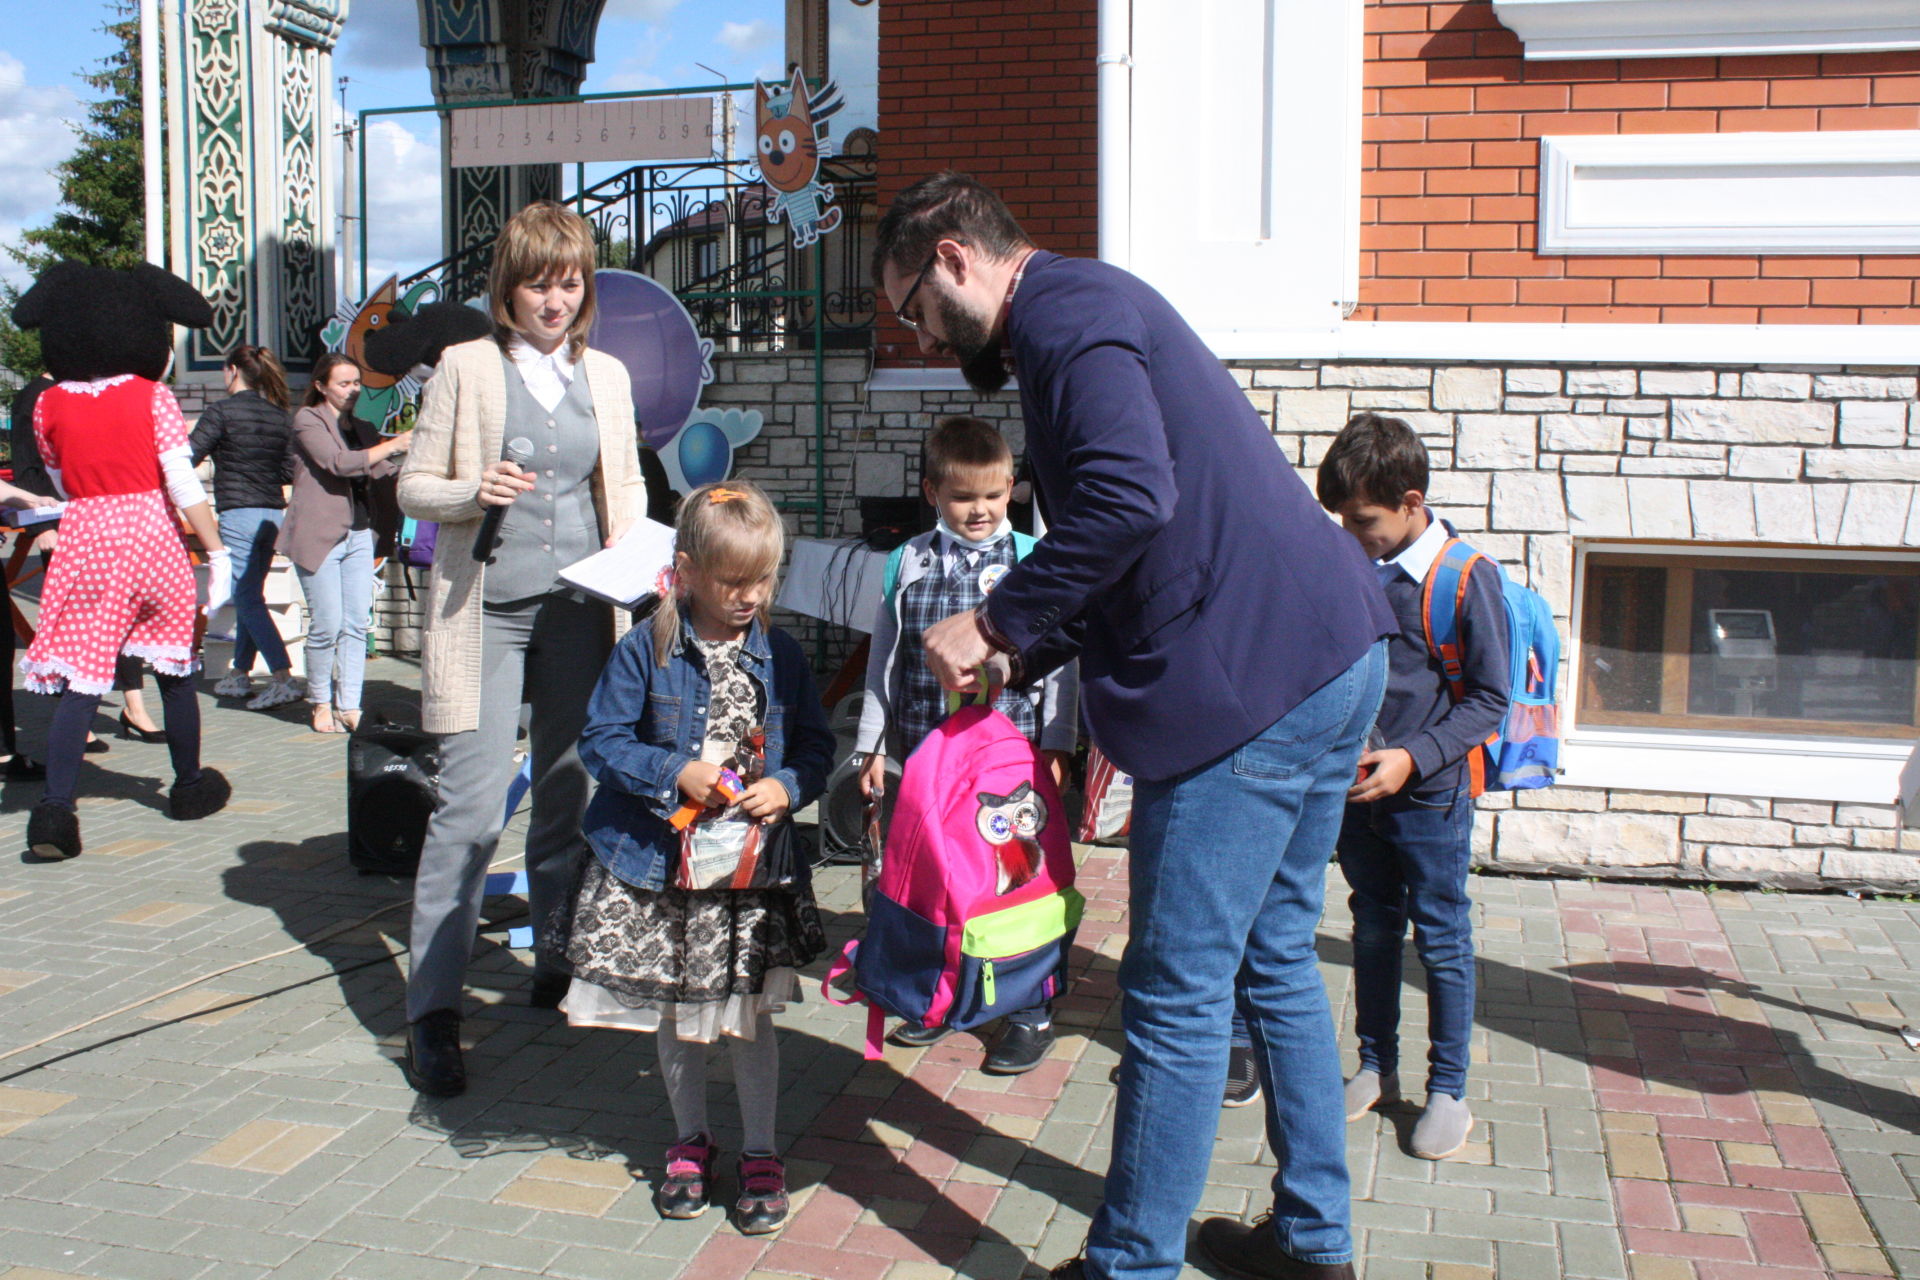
left=1197, top=1215, right=1356, bottom=1280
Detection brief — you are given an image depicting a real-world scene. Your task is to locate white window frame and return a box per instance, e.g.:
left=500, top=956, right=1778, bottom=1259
left=1539, top=131, right=1920, bottom=256
left=1492, top=0, right=1920, bottom=61
left=1564, top=541, right=1918, bottom=805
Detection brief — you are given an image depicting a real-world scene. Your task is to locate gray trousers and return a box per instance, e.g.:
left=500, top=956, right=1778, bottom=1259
left=406, top=593, right=613, bottom=1022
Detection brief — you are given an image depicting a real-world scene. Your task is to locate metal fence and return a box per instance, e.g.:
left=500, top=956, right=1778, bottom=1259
left=398, top=155, right=878, bottom=350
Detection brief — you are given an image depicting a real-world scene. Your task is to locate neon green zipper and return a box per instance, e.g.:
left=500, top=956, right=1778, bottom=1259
left=961, top=888, right=1085, bottom=958
left=983, top=961, right=996, bottom=1007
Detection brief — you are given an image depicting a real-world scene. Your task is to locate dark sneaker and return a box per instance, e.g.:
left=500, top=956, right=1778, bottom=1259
left=732, top=1153, right=789, bottom=1234
left=25, top=803, right=81, bottom=861
left=887, top=1021, right=953, bottom=1048
left=983, top=1020, right=1054, bottom=1075
left=403, top=1009, right=466, bottom=1097
left=1197, top=1214, right=1357, bottom=1280
left=1224, top=1043, right=1262, bottom=1108
left=654, top=1133, right=718, bottom=1219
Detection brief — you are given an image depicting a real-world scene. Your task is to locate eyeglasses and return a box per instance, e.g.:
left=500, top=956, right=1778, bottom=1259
left=893, top=250, right=940, bottom=333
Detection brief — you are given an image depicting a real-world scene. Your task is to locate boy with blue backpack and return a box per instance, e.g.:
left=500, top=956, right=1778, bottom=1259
left=1315, top=412, right=1557, bottom=1161
left=855, top=415, right=1079, bottom=1076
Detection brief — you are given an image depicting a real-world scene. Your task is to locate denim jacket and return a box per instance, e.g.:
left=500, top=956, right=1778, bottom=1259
left=578, top=611, right=837, bottom=891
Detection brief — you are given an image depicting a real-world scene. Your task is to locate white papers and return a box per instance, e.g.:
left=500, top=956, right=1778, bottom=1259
left=559, top=517, right=677, bottom=608
left=0, top=503, right=63, bottom=529
left=776, top=537, right=887, bottom=633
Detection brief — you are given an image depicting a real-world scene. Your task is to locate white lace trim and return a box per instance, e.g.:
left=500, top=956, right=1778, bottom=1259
left=55, top=374, right=137, bottom=397
left=20, top=646, right=198, bottom=695
left=559, top=967, right=801, bottom=1041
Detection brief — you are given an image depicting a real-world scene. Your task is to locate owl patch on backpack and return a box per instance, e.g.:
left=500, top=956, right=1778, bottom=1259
left=976, top=782, right=1047, bottom=895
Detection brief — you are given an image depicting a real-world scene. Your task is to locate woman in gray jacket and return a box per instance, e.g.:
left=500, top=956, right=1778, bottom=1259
left=280, top=353, right=410, bottom=733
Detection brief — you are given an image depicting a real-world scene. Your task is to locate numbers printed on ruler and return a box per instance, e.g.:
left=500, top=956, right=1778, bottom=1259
left=450, top=98, right=716, bottom=168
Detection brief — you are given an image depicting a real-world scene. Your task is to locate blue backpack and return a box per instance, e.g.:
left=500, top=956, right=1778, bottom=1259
left=1421, top=538, right=1561, bottom=794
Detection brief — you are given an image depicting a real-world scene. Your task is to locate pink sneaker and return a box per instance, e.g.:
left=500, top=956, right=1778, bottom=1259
left=654, top=1133, right=717, bottom=1219
left=733, top=1154, right=789, bottom=1234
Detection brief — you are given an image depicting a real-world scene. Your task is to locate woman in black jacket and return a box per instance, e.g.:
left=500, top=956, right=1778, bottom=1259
left=189, top=345, right=300, bottom=709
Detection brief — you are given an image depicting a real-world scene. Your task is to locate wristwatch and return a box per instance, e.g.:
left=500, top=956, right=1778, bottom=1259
left=974, top=604, right=1025, bottom=685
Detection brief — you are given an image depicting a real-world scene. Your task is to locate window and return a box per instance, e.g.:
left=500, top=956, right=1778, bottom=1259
left=693, top=237, right=719, bottom=281
left=1579, top=550, right=1920, bottom=740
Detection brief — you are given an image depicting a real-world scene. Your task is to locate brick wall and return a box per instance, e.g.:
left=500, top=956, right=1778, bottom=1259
left=873, top=0, right=1099, bottom=364
left=1360, top=0, right=1920, bottom=323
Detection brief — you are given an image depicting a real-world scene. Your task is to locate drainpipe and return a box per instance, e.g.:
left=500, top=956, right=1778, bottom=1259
left=140, top=0, right=165, bottom=267
left=1096, top=0, right=1131, bottom=269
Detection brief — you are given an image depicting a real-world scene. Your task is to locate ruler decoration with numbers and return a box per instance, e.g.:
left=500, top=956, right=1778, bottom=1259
left=449, top=98, right=716, bottom=168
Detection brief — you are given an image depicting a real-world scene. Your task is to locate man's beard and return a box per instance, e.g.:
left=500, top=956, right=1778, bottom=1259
left=936, top=290, right=1012, bottom=394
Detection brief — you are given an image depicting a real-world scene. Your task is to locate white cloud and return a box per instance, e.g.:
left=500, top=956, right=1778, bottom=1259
left=358, top=118, right=445, bottom=288
left=0, top=50, right=83, bottom=288
left=715, top=19, right=776, bottom=54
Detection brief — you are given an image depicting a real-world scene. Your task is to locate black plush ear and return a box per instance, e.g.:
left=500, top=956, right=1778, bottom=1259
left=9, top=261, right=85, bottom=330
left=134, top=263, right=215, bottom=329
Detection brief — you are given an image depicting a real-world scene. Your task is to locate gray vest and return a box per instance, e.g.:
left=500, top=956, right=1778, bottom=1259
left=484, top=355, right=603, bottom=605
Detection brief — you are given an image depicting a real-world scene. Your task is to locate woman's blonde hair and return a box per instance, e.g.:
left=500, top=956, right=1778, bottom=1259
left=653, top=480, right=786, bottom=664
left=488, top=201, right=598, bottom=360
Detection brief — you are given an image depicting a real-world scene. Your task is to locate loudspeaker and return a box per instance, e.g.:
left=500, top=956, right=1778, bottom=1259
left=820, top=750, right=899, bottom=864
left=347, top=705, right=441, bottom=876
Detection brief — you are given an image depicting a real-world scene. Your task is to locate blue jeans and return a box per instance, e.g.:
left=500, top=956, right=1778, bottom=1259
left=1086, top=641, right=1386, bottom=1278
left=218, top=507, right=292, bottom=675
left=1338, top=786, right=1477, bottom=1099
left=296, top=529, right=375, bottom=711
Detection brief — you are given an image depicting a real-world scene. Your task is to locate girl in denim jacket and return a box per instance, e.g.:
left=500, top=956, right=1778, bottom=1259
left=554, top=480, right=835, bottom=1235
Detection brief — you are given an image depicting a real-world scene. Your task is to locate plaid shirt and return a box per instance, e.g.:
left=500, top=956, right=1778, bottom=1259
left=895, top=533, right=1040, bottom=754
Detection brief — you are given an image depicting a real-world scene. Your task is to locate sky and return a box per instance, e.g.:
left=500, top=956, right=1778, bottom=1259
left=0, top=0, right=878, bottom=291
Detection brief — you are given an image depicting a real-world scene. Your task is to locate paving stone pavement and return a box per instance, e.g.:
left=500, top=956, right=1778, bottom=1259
left=0, top=654, right=1915, bottom=1279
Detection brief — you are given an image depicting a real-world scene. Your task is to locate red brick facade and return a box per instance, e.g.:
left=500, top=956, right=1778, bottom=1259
left=874, top=0, right=1099, bottom=363
left=874, top=0, right=1920, bottom=353
left=1358, top=0, right=1920, bottom=324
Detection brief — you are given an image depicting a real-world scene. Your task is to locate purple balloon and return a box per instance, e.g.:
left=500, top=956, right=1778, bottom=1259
left=588, top=269, right=713, bottom=451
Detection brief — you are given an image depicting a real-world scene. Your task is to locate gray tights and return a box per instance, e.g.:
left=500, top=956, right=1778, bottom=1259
left=655, top=1011, right=780, bottom=1155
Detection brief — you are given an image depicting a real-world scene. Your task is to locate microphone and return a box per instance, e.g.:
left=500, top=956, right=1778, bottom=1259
left=471, top=436, right=536, bottom=562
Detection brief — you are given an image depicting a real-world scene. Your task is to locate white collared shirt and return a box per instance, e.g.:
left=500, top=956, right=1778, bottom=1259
left=1379, top=513, right=1449, bottom=584
left=507, top=335, right=576, bottom=413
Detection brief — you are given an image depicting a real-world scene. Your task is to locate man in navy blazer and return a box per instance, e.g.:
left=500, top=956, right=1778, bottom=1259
left=876, top=174, right=1394, bottom=1280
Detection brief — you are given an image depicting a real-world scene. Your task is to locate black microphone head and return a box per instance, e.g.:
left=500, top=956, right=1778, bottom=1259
left=504, top=436, right=536, bottom=466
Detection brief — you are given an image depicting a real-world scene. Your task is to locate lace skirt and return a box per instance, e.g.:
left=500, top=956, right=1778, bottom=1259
left=548, top=858, right=825, bottom=1043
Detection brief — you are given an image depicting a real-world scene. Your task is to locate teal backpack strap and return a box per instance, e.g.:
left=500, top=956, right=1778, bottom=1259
left=882, top=542, right=909, bottom=608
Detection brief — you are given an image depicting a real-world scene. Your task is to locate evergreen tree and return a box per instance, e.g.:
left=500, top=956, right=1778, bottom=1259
left=1, top=3, right=146, bottom=385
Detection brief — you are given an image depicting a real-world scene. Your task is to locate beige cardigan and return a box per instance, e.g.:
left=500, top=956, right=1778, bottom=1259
left=398, top=337, right=645, bottom=733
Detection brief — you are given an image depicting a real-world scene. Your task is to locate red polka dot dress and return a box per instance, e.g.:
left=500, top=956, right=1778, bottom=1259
left=20, top=376, right=200, bottom=696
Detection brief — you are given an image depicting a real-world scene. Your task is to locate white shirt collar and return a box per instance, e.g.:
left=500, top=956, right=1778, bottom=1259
left=507, top=334, right=575, bottom=378
left=1381, top=513, right=1449, bottom=582
left=507, top=335, right=576, bottom=413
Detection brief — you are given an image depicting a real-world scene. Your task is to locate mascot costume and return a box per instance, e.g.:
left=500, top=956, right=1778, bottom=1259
left=11, top=262, right=235, bottom=860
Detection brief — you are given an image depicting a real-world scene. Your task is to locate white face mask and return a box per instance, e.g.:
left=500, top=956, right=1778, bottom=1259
left=938, top=515, right=1013, bottom=551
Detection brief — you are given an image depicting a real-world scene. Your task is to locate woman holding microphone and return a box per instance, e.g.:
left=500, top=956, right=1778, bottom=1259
left=397, top=202, right=645, bottom=1096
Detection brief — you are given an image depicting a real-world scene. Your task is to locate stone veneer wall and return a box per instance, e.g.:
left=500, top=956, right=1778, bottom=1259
left=187, top=355, right=1920, bottom=888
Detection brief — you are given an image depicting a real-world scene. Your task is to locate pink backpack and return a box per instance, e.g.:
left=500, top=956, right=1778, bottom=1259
left=826, top=705, right=1082, bottom=1058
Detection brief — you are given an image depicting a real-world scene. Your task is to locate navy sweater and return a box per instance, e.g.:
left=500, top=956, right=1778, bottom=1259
left=1376, top=518, right=1511, bottom=800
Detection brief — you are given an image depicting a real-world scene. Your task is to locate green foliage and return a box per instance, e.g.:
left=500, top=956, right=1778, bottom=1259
left=1, top=4, right=146, bottom=386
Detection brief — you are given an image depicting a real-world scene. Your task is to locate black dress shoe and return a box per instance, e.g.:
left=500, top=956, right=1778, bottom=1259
left=529, top=973, right=570, bottom=1009
left=887, top=1021, right=953, bottom=1048
left=116, top=713, right=167, bottom=743
left=2, top=754, right=46, bottom=781
left=1197, top=1215, right=1356, bottom=1280
left=983, top=1019, right=1055, bottom=1076
left=404, top=1009, right=466, bottom=1096
left=83, top=736, right=109, bottom=755
left=1048, top=1260, right=1089, bottom=1278
left=25, top=803, right=81, bottom=861
left=168, top=767, right=231, bottom=821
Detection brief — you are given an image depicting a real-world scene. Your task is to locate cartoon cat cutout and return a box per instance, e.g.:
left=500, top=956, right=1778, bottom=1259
left=755, top=68, right=846, bottom=249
